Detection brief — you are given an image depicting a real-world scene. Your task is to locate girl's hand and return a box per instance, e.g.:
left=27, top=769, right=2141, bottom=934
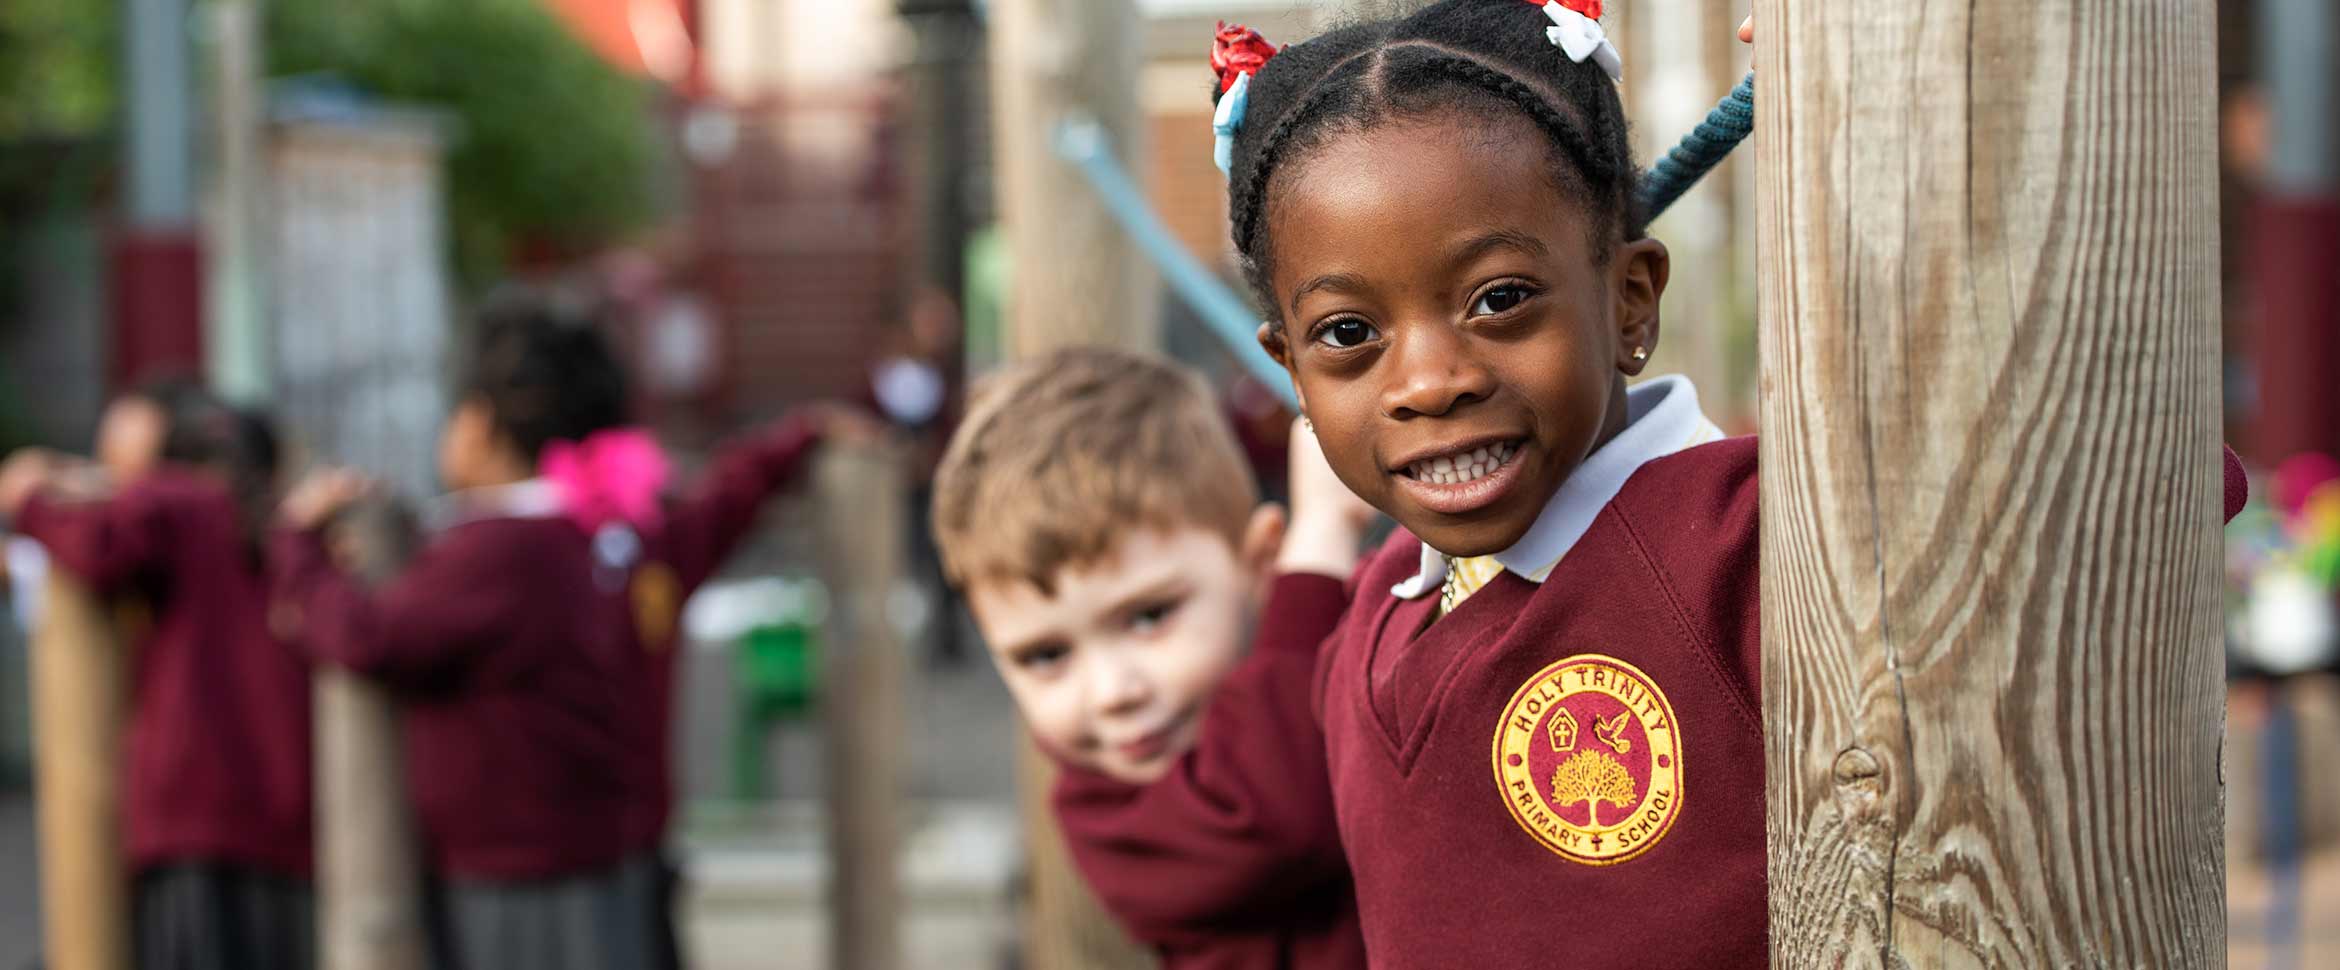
left=1738, top=16, right=1753, bottom=44
left=0, top=448, right=63, bottom=520
left=1277, top=417, right=1380, bottom=577
left=281, top=468, right=374, bottom=533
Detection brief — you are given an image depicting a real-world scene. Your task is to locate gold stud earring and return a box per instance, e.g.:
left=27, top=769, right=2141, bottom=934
left=1631, top=346, right=1649, bottom=363
left=1302, top=415, right=1315, bottom=433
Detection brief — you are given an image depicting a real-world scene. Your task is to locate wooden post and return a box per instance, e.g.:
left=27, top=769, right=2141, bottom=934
left=987, top=0, right=1155, bottom=361
left=815, top=443, right=907, bottom=970
left=30, top=571, right=129, bottom=970
left=987, top=0, right=1158, bottom=966
left=316, top=500, right=427, bottom=970
left=1757, top=0, right=2226, bottom=966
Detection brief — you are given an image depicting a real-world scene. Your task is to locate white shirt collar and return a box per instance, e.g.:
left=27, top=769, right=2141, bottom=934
left=426, top=478, right=565, bottom=532
left=1390, top=375, right=1725, bottom=600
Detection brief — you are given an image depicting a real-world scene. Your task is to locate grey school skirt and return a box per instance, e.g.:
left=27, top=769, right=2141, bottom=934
left=134, top=862, right=316, bottom=970
left=430, top=854, right=659, bottom=970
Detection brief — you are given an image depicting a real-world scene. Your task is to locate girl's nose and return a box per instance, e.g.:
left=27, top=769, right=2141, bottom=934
left=1380, top=323, right=1496, bottom=419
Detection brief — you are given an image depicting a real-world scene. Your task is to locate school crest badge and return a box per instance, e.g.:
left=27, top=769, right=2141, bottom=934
left=632, top=562, right=683, bottom=651
left=1492, top=654, right=1682, bottom=865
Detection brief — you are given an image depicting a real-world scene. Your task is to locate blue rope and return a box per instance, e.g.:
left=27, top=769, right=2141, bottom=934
left=1054, top=115, right=1299, bottom=409
left=1641, top=72, right=1755, bottom=219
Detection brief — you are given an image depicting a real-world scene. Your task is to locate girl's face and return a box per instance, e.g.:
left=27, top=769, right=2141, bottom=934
left=95, top=397, right=167, bottom=483
left=437, top=398, right=514, bottom=492
left=1260, top=113, right=1668, bottom=557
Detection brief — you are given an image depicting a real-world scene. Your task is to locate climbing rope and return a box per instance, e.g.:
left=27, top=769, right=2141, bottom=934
left=1641, top=72, right=1755, bottom=220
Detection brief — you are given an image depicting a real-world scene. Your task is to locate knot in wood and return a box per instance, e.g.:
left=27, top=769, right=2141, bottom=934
left=1831, top=746, right=1884, bottom=795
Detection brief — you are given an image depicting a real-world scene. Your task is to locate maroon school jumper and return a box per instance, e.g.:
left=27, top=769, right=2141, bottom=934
left=1053, top=573, right=1368, bottom=970
left=16, top=471, right=314, bottom=876
left=621, top=415, right=823, bottom=851
left=273, top=513, right=635, bottom=880
left=1070, top=439, right=2251, bottom=968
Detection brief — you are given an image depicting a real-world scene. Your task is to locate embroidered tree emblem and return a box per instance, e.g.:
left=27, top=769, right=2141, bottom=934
left=1549, top=749, right=1638, bottom=826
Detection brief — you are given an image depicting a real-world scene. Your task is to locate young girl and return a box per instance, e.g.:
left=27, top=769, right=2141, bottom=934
left=275, top=298, right=854, bottom=970
left=0, top=381, right=314, bottom=970
left=1071, top=3, right=2250, bottom=967
left=274, top=304, right=657, bottom=970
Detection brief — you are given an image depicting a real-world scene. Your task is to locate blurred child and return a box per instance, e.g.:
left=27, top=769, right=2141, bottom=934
left=274, top=297, right=856, bottom=970
left=273, top=304, right=657, bottom=970
left=930, top=347, right=1376, bottom=968
left=0, top=381, right=314, bottom=970
left=1065, top=5, right=2253, bottom=967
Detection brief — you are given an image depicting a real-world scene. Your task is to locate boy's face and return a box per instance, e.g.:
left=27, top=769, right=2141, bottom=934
left=1260, top=113, right=1668, bottom=558
left=968, top=522, right=1275, bottom=785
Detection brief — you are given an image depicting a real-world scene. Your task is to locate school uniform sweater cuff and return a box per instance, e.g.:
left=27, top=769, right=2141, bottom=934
left=1257, top=572, right=1349, bottom=658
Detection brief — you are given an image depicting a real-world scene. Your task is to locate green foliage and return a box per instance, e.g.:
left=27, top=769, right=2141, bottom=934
left=0, top=0, right=114, bottom=141
left=269, top=0, right=661, bottom=282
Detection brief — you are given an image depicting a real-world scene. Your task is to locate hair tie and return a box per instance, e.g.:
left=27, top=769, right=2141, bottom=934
left=541, top=427, right=671, bottom=535
left=1210, top=21, right=1280, bottom=176
left=1528, top=1, right=1622, bottom=81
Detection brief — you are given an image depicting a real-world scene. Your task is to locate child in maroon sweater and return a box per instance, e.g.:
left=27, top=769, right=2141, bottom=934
left=273, top=304, right=658, bottom=970
left=1067, top=3, right=2254, bottom=967
left=2, top=382, right=314, bottom=970
left=931, top=348, right=1375, bottom=968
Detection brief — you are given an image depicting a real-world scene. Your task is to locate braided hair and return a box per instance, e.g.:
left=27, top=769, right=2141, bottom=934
left=462, top=294, right=631, bottom=462
left=1219, top=0, right=1643, bottom=325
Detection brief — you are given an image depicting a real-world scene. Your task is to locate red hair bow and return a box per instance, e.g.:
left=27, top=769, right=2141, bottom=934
left=1213, top=21, right=1280, bottom=94
left=1528, top=0, right=1604, bottom=19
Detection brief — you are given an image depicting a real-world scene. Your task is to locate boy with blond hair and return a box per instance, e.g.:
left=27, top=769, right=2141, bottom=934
left=932, top=347, right=1371, bottom=968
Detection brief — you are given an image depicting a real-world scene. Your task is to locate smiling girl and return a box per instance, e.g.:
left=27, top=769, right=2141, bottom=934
left=1073, top=3, right=2250, bottom=967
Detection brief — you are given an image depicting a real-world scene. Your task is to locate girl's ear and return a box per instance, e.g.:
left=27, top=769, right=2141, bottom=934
left=1256, top=320, right=1309, bottom=414
left=1613, top=237, right=1670, bottom=376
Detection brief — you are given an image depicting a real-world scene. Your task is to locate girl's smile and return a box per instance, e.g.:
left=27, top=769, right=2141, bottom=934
left=1258, top=110, right=1668, bottom=557
left=1389, top=434, right=1529, bottom=515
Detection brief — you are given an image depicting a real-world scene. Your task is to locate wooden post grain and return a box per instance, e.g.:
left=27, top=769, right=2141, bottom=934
left=317, top=500, right=427, bottom=970
left=816, top=443, right=907, bottom=970
left=31, top=571, right=130, bottom=970
left=987, top=0, right=1158, bottom=965
left=1756, top=0, right=2226, bottom=966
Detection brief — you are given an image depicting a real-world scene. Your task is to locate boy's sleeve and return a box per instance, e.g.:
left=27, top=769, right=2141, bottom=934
left=1051, top=571, right=1354, bottom=943
left=12, top=489, right=170, bottom=592
left=662, top=413, right=824, bottom=591
left=270, top=525, right=516, bottom=683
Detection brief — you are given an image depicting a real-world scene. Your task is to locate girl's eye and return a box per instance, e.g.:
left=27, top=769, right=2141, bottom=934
left=1314, top=319, right=1379, bottom=349
left=1129, top=601, right=1180, bottom=635
left=1471, top=284, right=1536, bottom=317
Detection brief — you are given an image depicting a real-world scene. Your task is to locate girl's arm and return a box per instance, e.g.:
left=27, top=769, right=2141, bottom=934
left=271, top=472, right=515, bottom=683
left=270, top=523, right=519, bottom=683
left=660, top=411, right=829, bottom=592
left=9, top=484, right=168, bottom=593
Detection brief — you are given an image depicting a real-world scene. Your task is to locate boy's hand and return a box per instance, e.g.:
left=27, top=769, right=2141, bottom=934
left=1277, top=418, right=1379, bottom=578
left=281, top=468, right=374, bottom=533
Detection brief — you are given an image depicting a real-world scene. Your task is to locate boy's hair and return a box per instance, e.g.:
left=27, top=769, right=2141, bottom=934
left=1223, top=0, right=1642, bottom=322
left=463, top=294, right=631, bottom=461
left=932, top=348, right=1260, bottom=596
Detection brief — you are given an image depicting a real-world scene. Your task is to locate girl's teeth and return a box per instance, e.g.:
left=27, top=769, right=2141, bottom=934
left=1411, top=442, right=1518, bottom=485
